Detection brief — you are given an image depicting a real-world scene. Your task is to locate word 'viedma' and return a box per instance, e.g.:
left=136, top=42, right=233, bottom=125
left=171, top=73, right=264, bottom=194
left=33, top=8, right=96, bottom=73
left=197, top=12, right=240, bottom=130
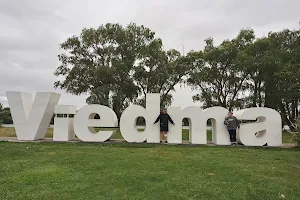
left=6, top=91, right=282, bottom=146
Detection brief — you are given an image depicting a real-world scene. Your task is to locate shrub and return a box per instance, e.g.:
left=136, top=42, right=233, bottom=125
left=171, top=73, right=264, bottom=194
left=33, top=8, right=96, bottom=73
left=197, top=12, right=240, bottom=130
left=291, top=118, right=300, bottom=146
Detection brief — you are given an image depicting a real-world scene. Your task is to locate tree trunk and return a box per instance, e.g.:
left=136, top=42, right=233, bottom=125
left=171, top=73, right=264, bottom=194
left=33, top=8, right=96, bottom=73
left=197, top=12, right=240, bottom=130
left=292, top=100, right=297, bottom=122
left=264, top=72, right=277, bottom=109
left=285, top=102, right=292, bottom=123
left=258, top=81, right=262, bottom=107
left=252, top=81, right=258, bottom=107
left=279, top=101, right=292, bottom=127
left=296, top=100, right=299, bottom=119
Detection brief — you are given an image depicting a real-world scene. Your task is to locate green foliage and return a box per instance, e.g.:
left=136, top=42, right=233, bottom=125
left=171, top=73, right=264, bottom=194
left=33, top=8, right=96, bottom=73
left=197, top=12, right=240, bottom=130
left=133, top=49, right=191, bottom=108
left=54, top=23, right=189, bottom=117
left=54, top=22, right=300, bottom=126
left=0, top=106, right=12, bottom=125
left=187, top=29, right=255, bottom=109
left=187, top=26, right=300, bottom=126
left=292, top=118, right=300, bottom=145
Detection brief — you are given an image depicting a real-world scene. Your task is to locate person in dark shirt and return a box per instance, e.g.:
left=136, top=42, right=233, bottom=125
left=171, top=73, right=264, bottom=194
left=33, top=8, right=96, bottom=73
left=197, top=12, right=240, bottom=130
left=154, top=108, right=175, bottom=143
left=224, top=111, right=240, bottom=145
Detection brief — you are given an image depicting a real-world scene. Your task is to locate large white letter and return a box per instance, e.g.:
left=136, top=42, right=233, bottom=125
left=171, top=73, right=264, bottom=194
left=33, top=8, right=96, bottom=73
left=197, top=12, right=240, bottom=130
left=235, top=107, right=282, bottom=146
left=176, top=106, right=229, bottom=145
left=163, top=106, right=229, bottom=145
left=166, top=107, right=182, bottom=144
left=204, top=107, right=230, bottom=145
left=53, top=105, right=76, bottom=141
left=74, top=105, right=118, bottom=142
left=180, top=106, right=206, bottom=144
left=164, top=106, right=229, bottom=145
left=6, top=91, right=60, bottom=140
left=120, top=94, right=160, bottom=143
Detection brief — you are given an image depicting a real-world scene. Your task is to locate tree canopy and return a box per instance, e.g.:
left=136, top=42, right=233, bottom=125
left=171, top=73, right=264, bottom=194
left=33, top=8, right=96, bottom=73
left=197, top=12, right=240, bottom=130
left=0, top=104, right=13, bottom=124
left=187, top=27, right=300, bottom=125
left=54, top=23, right=189, bottom=118
left=54, top=23, right=300, bottom=125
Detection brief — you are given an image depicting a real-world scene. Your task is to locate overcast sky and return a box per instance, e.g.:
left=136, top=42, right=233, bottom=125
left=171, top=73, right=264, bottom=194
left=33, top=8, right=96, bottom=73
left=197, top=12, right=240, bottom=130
left=0, top=0, right=299, bottom=108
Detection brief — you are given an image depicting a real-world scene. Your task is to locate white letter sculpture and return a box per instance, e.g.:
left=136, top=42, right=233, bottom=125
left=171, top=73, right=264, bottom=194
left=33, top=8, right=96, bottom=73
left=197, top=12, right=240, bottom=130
left=73, top=105, right=118, bottom=142
left=167, top=106, right=229, bottom=145
left=6, top=91, right=283, bottom=147
left=166, top=107, right=182, bottom=144
left=120, top=94, right=160, bottom=143
left=6, top=91, right=60, bottom=140
left=53, top=105, right=76, bottom=141
left=235, top=107, right=282, bottom=146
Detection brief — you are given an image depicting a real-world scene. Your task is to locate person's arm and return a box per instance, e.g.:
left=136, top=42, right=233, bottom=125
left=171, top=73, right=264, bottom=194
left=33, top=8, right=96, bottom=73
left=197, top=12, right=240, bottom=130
left=224, top=117, right=228, bottom=125
left=154, top=115, right=160, bottom=124
left=235, top=117, right=240, bottom=128
left=168, top=115, right=175, bottom=125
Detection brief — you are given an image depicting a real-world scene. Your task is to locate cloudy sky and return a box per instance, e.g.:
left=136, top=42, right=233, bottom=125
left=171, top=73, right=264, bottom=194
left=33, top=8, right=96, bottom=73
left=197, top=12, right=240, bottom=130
left=0, top=0, right=299, bottom=108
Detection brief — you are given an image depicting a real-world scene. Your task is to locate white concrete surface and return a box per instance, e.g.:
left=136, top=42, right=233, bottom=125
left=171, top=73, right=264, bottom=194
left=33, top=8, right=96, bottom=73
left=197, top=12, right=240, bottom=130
left=53, top=105, right=77, bottom=141
left=6, top=91, right=60, bottom=140
left=120, top=94, right=160, bottom=143
left=235, top=107, right=282, bottom=146
left=74, top=104, right=118, bottom=142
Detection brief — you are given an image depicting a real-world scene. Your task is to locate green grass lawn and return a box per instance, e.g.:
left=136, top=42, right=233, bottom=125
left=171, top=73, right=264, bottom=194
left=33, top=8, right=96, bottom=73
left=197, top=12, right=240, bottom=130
left=0, top=127, right=294, bottom=143
left=0, top=142, right=300, bottom=200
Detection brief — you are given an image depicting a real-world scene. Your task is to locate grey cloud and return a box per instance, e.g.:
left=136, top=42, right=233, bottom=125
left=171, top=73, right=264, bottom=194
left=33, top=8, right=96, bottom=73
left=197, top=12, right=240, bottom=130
left=0, top=0, right=63, bottom=21
left=0, top=0, right=300, bottom=108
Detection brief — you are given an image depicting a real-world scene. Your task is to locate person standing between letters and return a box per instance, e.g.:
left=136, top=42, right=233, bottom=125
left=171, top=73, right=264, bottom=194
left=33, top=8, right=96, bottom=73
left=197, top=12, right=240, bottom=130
left=224, top=111, right=240, bottom=145
left=154, top=108, right=175, bottom=143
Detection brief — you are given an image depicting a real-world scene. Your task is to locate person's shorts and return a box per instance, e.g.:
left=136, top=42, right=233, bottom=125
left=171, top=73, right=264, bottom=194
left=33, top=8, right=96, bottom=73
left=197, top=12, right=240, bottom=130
left=160, top=126, right=168, bottom=132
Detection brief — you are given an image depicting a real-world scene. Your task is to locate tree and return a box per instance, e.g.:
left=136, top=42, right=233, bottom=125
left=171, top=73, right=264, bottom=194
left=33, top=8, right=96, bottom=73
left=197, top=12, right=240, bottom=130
left=133, top=47, right=191, bottom=108
left=266, top=29, right=300, bottom=124
left=0, top=107, right=13, bottom=124
left=242, top=28, right=300, bottom=125
left=188, top=29, right=255, bottom=110
left=54, top=23, right=163, bottom=118
left=240, top=37, right=270, bottom=107
left=0, top=103, right=3, bottom=125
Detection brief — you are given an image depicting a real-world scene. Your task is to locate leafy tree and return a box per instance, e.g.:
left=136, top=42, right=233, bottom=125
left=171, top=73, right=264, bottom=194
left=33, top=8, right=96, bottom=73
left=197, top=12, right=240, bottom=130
left=188, top=29, right=255, bottom=110
left=0, top=103, right=3, bottom=125
left=54, top=23, right=162, bottom=118
left=54, top=23, right=190, bottom=117
left=54, top=22, right=300, bottom=127
left=240, top=37, right=270, bottom=107
left=133, top=47, right=191, bottom=107
left=242, top=28, right=300, bottom=125
left=266, top=29, right=300, bottom=123
left=187, top=26, right=300, bottom=127
left=0, top=107, right=13, bottom=124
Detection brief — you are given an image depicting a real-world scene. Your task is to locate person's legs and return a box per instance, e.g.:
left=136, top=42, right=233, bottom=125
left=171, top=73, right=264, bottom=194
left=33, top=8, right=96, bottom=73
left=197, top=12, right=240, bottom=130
left=160, top=131, right=163, bottom=142
left=228, top=130, right=234, bottom=143
left=164, top=131, right=167, bottom=142
left=232, top=129, right=237, bottom=144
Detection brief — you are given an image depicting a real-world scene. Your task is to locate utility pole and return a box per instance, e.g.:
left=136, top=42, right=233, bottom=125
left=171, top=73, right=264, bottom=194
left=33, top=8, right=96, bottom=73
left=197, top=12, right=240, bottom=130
left=181, top=43, right=185, bottom=56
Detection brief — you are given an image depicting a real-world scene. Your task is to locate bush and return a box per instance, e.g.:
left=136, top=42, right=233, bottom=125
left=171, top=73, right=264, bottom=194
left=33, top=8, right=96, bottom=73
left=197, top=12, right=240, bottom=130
left=0, top=109, right=13, bottom=124
left=291, top=118, right=300, bottom=146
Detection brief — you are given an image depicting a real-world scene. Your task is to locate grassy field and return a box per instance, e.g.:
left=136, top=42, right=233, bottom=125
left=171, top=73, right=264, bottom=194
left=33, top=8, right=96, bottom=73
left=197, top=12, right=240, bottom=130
left=0, top=142, right=300, bottom=200
left=0, top=127, right=294, bottom=143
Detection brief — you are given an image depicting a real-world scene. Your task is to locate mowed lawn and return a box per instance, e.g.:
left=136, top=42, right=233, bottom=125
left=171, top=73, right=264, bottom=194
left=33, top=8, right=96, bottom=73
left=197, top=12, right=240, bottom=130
left=0, top=142, right=300, bottom=200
